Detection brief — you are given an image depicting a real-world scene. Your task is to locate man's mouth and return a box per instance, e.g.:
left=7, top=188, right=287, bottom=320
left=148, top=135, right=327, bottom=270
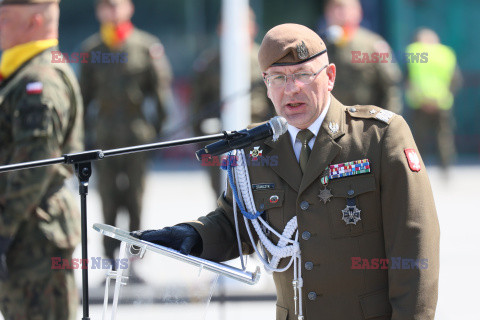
left=286, top=102, right=305, bottom=109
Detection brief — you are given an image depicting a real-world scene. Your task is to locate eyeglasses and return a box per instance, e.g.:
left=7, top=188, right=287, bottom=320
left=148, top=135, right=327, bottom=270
left=264, top=65, right=328, bottom=88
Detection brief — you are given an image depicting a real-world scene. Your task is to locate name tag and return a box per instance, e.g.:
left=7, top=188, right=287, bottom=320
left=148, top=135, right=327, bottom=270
left=252, top=183, right=275, bottom=191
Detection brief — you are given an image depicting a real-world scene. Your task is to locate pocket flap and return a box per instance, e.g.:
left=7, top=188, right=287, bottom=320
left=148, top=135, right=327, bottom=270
left=359, top=288, right=392, bottom=319
left=252, top=189, right=285, bottom=211
left=330, top=174, right=376, bottom=198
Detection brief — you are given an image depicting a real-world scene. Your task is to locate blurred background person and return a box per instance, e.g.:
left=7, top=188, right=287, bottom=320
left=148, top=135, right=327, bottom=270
left=405, top=28, right=462, bottom=172
left=0, top=0, right=83, bottom=319
left=320, top=0, right=403, bottom=114
left=79, top=0, right=172, bottom=272
left=190, top=7, right=275, bottom=195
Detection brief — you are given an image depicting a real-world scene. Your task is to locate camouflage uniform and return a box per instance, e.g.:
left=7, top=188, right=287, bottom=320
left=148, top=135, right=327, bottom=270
left=0, top=47, right=84, bottom=320
left=79, top=28, right=172, bottom=260
left=325, top=27, right=403, bottom=114
left=191, top=43, right=275, bottom=194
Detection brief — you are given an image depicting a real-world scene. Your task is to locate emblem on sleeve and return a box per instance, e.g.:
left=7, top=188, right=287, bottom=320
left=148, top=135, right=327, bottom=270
left=26, top=82, right=43, bottom=95
left=249, top=146, right=263, bottom=161
left=404, top=148, right=421, bottom=172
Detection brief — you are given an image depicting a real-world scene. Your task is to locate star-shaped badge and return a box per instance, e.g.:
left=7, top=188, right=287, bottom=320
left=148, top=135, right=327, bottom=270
left=318, top=187, right=333, bottom=204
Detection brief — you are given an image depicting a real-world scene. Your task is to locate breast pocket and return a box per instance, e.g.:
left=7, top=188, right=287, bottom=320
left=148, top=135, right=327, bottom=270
left=327, top=174, right=379, bottom=238
left=252, top=189, right=285, bottom=233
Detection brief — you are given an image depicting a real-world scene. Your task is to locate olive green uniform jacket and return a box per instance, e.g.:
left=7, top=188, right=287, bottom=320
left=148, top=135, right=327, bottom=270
left=0, top=47, right=84, bottom=320
left=187, top=96, right=439, bottom=320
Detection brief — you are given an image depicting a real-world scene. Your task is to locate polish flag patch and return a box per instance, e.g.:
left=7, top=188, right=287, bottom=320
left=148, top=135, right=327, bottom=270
left=26, top=82, right=43, bottom=95
left=404, top=148, right=421, bottom=172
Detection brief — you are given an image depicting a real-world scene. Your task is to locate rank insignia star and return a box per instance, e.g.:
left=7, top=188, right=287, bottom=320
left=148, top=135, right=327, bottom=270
left=249, top=146, right=263, bottom=161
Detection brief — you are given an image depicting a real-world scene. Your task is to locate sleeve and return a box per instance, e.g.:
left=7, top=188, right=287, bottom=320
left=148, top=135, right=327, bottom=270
left=0, top=75, right=72, bottom=238
left=380, top=116, right=440, bottom=319
left=147, top=42, right=172, bottom=135
left=185, top=181, right=256, bottom=262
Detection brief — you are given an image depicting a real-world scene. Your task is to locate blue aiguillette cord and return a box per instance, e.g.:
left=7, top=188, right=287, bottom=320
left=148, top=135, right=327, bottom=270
left=221, top=152, right=263, bottom=220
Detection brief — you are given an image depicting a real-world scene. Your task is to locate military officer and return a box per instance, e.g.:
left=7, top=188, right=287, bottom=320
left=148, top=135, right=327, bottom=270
left=79, top=0, right=172, bottom=265
left=0, top=0, right=83, bottom=319
left=322, top=0, right=403, bottom=114
left=132, top=23, right=439, bottom=320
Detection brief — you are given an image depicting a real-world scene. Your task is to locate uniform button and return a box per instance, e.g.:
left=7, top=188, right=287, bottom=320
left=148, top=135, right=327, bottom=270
left=302, top=231, right=311, bottom=240
left=305, top=262, right=314, bottom=270
left=308, top=292, right=317, bottom=300
left=349, top=107, right=357, bottom=113
left=259, top=203, right=265, bottom=210
left=300, top=201, right=309, bottom=210
left=347, top=189, right=355, bottom=196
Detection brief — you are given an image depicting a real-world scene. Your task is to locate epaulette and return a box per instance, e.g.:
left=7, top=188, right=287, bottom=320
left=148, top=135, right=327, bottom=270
left=346, top=105, right=396, bottom=124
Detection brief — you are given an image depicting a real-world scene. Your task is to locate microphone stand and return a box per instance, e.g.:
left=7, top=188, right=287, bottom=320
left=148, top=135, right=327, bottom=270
left=0, top=131, right=241, bottom=320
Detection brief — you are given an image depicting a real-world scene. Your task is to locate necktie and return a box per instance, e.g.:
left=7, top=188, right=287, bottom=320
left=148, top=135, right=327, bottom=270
left=297, top=129, right=314, bottom=173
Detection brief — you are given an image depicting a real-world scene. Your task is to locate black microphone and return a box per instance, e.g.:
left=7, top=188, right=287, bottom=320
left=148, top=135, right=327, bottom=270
left=195, top=116, right=288, bottom=160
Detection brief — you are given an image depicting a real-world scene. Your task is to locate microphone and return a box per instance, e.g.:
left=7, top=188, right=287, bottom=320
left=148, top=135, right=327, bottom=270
left=195, top=116, right=288, bottom=160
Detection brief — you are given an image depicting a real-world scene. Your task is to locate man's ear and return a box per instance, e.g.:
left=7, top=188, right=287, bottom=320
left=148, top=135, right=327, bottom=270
left=326, top=63, right=336, bottom=92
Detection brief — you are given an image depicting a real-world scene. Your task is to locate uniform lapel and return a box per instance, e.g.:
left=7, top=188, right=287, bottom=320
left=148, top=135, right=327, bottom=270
left=264, top=132, right=302, bottom=192
left=298, top=96, right=346, bottom=195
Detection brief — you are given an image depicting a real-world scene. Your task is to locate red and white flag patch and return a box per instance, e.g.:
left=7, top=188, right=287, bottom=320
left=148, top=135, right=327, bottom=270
left=404, top=148, right=421, bottom=172
left=26, top=82, right=43, bottom=95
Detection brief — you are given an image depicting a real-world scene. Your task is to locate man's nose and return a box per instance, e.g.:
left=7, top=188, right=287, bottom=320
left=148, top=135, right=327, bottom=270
left=284, top=75, right=301, bottom=93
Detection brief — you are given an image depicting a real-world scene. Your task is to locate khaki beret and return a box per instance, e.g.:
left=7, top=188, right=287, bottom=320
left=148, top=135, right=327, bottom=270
left=0, top=0, right=59, bottom=4
left=258, top=23, right=327, bottom=72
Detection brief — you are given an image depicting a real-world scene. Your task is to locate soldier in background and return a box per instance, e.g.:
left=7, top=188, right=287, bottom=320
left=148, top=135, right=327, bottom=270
left=79, top=0, right=172, bottom=266
left=191, top=8, right=275, bottom=194
left=0, top=0, right=83, bottom=319
left=405, top=28, right=462, bottom=171
left=321, top=0, right=403, bottom=114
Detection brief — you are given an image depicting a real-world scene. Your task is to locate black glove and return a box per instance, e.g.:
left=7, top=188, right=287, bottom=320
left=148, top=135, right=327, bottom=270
left=130, top=224, right=202, bottom=256
left=0, top=235, right=13, bottom=281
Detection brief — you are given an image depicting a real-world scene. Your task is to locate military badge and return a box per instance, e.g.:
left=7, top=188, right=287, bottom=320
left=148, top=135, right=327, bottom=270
left=329, top=159, right=371, bottom=180
left=269, top=195, right=279, bottom=204
left=296, top=41, right=309, bottom=60
left=318, top=169, right=333, bottom=204
left=341, top=204, right=362, bottom=225
left=369, top=109, right=377, bottom=114
left=404, top=148, right=421, bottom=172
left=328, top=122, right=339, bottom=135
left=249, top=146, right=263, bottom=161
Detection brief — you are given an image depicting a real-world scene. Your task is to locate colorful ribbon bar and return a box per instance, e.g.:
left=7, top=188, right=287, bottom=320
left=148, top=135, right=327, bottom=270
left=329, top=159, right=371, bottom=180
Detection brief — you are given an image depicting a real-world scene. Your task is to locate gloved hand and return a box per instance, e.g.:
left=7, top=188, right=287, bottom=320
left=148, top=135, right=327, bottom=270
left=0, top=235, right=13, bottom=281
left=130, top=224, right=202, bottom=256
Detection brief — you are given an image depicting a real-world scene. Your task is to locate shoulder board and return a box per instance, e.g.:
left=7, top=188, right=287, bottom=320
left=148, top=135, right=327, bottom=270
left=346, top=105, right=396, bottom=124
